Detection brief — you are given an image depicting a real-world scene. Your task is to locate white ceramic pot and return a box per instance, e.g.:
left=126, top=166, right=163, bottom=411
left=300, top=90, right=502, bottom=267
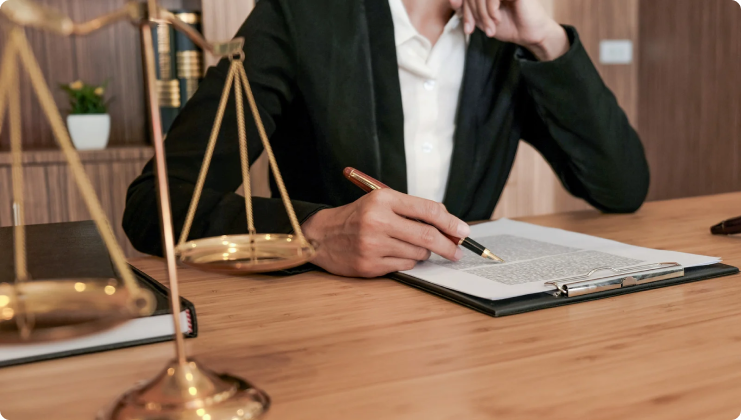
left=66, top=114, right=111, bottom=150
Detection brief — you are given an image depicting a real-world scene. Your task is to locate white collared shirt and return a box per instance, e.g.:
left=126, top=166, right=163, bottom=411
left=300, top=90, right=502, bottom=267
left=388, top=0, right=467, bottom=203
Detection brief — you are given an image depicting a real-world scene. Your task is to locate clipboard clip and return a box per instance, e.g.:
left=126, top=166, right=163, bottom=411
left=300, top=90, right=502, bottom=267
left=545, top=262, right=685, bottom=297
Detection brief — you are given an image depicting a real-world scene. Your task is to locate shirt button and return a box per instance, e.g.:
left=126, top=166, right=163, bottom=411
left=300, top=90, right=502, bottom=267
left=423, top=80, right=436, bottom=91
left=422, top=142, right=434, bottom=153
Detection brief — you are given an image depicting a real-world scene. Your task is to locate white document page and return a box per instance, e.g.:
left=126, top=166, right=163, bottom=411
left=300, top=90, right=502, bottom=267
left=400, top=219, right=721, bottom=301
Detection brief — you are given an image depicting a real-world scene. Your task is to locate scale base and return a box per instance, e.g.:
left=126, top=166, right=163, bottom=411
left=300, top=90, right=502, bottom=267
left=98, top=358, right=270, bottom=420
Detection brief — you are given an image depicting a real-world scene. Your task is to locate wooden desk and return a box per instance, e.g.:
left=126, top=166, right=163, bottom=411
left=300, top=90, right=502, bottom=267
left=2, top=193, right=741, bottom=420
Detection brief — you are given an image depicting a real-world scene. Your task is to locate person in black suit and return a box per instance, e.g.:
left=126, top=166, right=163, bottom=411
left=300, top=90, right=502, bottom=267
left=123, top=0, right=649, bottom=278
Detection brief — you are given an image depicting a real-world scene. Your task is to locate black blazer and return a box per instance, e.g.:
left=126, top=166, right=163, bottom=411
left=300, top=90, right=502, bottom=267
left=123, top=0, right=650, bottom=256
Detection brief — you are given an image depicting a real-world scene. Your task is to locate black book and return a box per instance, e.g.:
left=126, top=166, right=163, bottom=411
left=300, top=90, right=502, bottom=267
left=0, top=221, right=197, bottom=368
left=151, top=21, right=180, bottom=135
left=172, top=10, right=204, bottom=108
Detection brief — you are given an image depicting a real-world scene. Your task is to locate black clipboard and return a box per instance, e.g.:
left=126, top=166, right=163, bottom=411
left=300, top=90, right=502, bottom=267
left=391, top=263, right=739, bottom=317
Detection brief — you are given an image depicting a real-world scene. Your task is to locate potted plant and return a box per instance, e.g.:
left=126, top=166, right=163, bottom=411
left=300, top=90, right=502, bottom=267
left=60, top=80, right=111, bottom=150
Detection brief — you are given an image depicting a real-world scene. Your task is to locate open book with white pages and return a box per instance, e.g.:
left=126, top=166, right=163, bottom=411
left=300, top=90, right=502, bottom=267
left=400, top=219, right=722, bottom=302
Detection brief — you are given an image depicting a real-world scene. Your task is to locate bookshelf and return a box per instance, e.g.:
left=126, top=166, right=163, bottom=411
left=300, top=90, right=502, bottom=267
left=0, top=0, right=260, bottom=256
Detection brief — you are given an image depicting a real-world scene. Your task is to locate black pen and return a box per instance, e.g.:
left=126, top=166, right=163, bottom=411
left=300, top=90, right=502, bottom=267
left=343, top=167, right=504, bottom=262
left=711, top=216, right=741, bottom=235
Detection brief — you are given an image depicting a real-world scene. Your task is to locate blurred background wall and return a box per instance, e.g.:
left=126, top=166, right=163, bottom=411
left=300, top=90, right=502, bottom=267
left=639, top=0, right=741, bottom=201
left=0, top=0, right=739, bottom=256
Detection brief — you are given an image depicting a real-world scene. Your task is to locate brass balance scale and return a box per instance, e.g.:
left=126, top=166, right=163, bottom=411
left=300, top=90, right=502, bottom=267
left=0, top=0, right=316, bottom=418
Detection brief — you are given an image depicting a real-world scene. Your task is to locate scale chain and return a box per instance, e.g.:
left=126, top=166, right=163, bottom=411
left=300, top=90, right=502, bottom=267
left=235, top=63, right=308, bottom=245
left=10, top=28, right=149, bottom=310
left=177, top=61, right=237, bottom=245
left=232, top=61, right=256, bottom=236
left=4, top=36, right=35, bottom=338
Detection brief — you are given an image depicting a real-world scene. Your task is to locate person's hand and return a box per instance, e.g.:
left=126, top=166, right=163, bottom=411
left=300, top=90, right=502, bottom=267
left=450, top=0, right=569, bottom=61
left=301, top=189, right=471, bottom=278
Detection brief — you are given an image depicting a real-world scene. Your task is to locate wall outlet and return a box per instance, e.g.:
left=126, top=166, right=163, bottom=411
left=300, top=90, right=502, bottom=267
left=599, top=40, right=633, bottom=65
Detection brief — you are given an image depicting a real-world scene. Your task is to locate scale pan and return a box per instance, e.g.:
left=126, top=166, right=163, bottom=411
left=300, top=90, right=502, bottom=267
left=176, top=234, right=316, bottom=275
left=0, top=278, right=154, bottom=344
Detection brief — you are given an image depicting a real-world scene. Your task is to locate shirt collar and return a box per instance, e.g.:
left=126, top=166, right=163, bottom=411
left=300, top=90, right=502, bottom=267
left=388, top=0, right=468, bottom=47
left=388, top=0, right=417, bottom=47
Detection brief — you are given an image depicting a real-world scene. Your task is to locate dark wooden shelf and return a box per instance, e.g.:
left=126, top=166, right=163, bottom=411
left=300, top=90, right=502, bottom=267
left=0, top=146, right=154, bottom=257
left=0, top=145, right=153, bottom=165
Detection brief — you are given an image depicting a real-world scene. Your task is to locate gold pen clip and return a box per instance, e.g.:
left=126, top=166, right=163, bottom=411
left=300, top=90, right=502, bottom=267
left=344, top=167, right=388, bottom=191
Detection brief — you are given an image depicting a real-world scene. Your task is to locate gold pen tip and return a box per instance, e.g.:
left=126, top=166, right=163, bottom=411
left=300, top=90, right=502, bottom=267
left=482, top=249, right=504, bottom=263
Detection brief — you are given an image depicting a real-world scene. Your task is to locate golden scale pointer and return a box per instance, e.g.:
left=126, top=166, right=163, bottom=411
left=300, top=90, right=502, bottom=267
left=0, top=0, right=317, bottom=418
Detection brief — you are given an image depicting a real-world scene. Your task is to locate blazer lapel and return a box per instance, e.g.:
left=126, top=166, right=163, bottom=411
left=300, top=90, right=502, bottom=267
left=363, top=0, right=407, bottom=193
left=443, top=31, right=495, bottom=216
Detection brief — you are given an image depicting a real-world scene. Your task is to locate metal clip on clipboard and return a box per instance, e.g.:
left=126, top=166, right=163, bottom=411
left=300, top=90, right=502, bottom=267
left=545, top=263, right=685, bottom=297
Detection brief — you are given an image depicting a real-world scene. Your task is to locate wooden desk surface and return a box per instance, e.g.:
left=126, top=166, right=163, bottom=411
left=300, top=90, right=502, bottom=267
left=2, top=193, right=741, bottom=420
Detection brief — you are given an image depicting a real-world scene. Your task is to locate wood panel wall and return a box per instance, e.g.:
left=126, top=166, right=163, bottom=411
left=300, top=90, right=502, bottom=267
left=0, top=1, right=150, bottom=150
left=494, top=0, right=638, bottom=218
left=0, top=146, right=153, bottom=257
left=639, top=0, right=741, bottom=200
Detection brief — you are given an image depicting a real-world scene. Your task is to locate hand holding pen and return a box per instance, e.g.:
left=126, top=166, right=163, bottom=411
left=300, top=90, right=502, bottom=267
left=300, top=169, right=502, bottom=278
left=343, top=167, right=504, bottom=262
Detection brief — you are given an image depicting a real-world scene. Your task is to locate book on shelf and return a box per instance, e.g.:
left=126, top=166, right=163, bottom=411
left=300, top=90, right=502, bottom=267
left=150, top=10, right=204, bottom=136
left=173, top=11, right=204, bottom=107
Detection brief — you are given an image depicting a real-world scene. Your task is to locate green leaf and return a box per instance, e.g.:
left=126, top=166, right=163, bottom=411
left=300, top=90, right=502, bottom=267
left=59, top=79, right=110, bottom=114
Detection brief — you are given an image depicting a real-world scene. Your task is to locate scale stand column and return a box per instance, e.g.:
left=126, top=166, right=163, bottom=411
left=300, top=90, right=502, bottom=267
left=96, top=18, right=269, bottom=420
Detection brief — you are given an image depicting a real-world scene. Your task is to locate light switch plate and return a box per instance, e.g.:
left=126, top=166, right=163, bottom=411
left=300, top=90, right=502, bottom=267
left=599, top=40, right=633, bottom=65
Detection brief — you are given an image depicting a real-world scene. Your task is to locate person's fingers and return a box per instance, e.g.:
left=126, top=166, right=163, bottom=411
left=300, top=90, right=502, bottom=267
left=357, top=190, right=467, bottom=261
left=477, top=0, right=496, bottom=37
left=382, top=238, right=432, bottom=261
left=463, top=2, right=476, bottom=34
left=350, top=256, right=418, bottom=278
left=449, top=0, right=463, bottom=11
left=467, top=0, right=480, bottom=30
left=384, top=191, right=470, bottom=239
left=353, top=225, right=430, bottom=261
left=381, top=257, right=420, bottom=273
left=487, top=0, right=503, bottom=24
left=390, top=217, right=463, bottom=262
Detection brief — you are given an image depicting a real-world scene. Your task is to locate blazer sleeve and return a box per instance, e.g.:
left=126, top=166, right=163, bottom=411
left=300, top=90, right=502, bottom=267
left=123, top=0, right=327, bottom=257
left=517, top=26, right=650, bottom=213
